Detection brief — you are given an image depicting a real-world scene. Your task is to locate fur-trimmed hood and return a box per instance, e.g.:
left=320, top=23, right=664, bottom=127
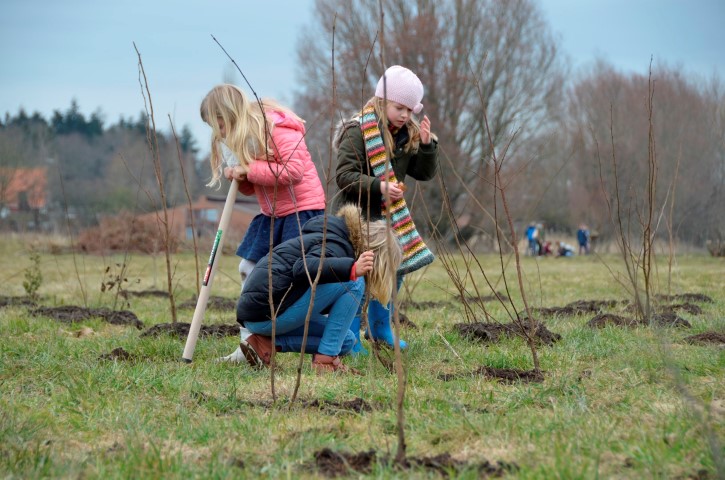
left=336, top=204, right=365, bottom=256
left=333, top=117, right=360, bottom=150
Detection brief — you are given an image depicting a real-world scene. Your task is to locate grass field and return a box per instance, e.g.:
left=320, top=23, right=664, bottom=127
left=1, top=234, right=723, bottom=479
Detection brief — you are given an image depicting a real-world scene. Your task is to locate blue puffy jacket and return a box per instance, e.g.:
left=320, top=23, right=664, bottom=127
left=237, top=206, right=363, bottom=326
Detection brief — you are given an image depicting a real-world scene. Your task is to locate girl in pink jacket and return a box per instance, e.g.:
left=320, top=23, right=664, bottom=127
left=200, top=84, right=326, bottom=362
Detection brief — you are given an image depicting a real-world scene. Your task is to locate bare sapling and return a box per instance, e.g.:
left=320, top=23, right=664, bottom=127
left=419, top=63, right=543, bottom=374
left=597, top=63, right=660, bottom=323
left=371, top=1, right=408, bottom=464
left=134, top=43, right=178, bottom=324
left=169, top=116, right=201, bottom=295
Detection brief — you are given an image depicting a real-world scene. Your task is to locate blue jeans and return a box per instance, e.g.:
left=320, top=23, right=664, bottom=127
left=245, top=279, right=364, bottom=356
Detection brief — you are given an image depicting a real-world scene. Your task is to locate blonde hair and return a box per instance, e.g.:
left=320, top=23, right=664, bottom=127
left=199, top=84, right=303, bottom=188
left=364, top=220, right=403, bottom=305
left=367, top=96, right=421, bottom=155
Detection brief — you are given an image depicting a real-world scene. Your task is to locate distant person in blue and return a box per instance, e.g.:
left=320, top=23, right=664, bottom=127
left=525, top=223, right=539, bottom=256
left=577, top=223, right=590, bottom=255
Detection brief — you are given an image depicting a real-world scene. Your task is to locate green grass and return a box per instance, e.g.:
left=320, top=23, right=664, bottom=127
left=1, top=235, right=723, bottom=479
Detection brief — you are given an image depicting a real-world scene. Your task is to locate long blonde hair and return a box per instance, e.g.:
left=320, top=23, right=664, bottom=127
left=199, top=84, right=303, bottom=188
left=364, top=220, right=403, bottom=305
left=367, top=96, right=422, bottom=156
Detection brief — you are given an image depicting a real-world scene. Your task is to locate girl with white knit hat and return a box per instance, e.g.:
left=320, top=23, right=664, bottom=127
left=334, top=65, right=439, bottom=354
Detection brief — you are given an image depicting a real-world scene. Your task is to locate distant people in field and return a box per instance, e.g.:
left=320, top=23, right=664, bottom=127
left=540, top=241, right=554, bottom=256
left=577, top=223, right=591, bottom=255
left=555, top=241, right=575, bottom=257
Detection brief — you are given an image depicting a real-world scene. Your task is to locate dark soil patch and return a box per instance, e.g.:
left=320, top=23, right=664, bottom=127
left=656, top=293, right=713, bottom=304
left=303, top=398, right=373, bottom=414
left=683, top=331, right=725, bottom=346
left=314, top=448, right=376, bottom=477
left=535, top=299, right=620, bottom=317
left=455, top=321, right=561, bottom=346
left=651, top=312, right=691, bottom=328
left=587, top=313, right=639, bottom=328
left=122, top=289, right=169, bottom=299
left=312, top=448, right=516, bottom=478
left=624, top=302, right=702, bottom=317
left=439, top=366, right=544, bottom=384
left=31, top=306, right=144, bottom=329
left=663, top=303, right=703, bottom=315
left=98, top=347, right=137, bottom=362
left=190, top=393, right=373, bottom=415
left=399, top=300, right=452, bottom=309
left=0, top=295, right=36, bottom=308
left=460, top=291, right=510, bottom=303
left=675, top=468, right=712, bottom=480
left=227, top=457, right=245, bottom=469
left=587, top=312, right=691, bottom=328
left=140, top=322, right=239, bottom=340
left=397, top=312, right=418, bottom=330
left=178, top=295, right=237, bottom=311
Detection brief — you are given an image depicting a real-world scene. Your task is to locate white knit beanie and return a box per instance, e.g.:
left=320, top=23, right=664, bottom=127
left=374, top=65, right=424, bottom=114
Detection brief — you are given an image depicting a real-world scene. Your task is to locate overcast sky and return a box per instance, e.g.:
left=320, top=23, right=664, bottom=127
left=1, top=0, right=723, bottom=154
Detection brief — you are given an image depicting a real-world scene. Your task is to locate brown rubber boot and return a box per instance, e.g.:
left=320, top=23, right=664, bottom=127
left=239, top=334, right=276, bottom=368
left=311, top=354, right=360, bottom=375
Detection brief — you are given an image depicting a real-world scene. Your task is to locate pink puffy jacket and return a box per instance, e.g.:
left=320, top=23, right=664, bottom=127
left=238, top=111, right=326, bottom=217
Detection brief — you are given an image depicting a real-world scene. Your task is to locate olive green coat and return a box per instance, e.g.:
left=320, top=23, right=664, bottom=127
left=334, top=119, right=439, bottom=220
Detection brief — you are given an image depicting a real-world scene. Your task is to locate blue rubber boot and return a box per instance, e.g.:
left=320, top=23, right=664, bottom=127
left=349, top=315, right=368, bottom=356
left=368, top=299, right=408, bottom=350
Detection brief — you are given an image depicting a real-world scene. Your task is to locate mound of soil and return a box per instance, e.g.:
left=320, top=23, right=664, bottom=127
left=304, top=398, right=373, bottom=414
left=588, top=312, right=691, bottom=329
left=314, top=448, right=376, bottom=477
left=312, top=448, right=516, bottom=478
left=190, top=393, right=374, bottom=416
left=178, top=295, right=237, bottom=311
left=455, top=321, right=561, bottom=346
left=0, top=295, right=36, bottom=308
left=651, top=312, right=691, bottom=328
left=656, top=293, right=713, bottom=303
left=140, top=322, right=240, bottom=339
left=587, top=313, right=640, bottom=328
left=662, top=303, right=703, bottom=315
left=440, top=366, right=544, bottom=384
left=31, top=306, right=144, bottom=329
left=122, top=289, right=169, bottom=299
left=399, top=300, right=452, bottom=310
left=98, top=347, right=137, bottom=362
left=460, top=291, right=510, bottom=304
left=683, top=331, right=725, bottom=346
left=535, top=299, right=620, bottom=317
left=397, top=312, right=418, bottom=330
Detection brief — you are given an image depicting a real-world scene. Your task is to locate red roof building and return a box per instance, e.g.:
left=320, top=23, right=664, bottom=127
left=0, top=167, right=48, bottom=211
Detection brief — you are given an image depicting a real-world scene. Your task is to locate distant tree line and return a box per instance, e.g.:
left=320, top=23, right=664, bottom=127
left=0, top=100, right=209, bottom=230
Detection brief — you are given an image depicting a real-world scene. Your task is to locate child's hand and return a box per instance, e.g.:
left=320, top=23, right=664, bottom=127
left=224, top=165, right=248, bottom=181
left=380, top=181, right=404, bottom=202
left=354, top=251, right=375, bottom=277
left=420, top=115, right=431, bottom=144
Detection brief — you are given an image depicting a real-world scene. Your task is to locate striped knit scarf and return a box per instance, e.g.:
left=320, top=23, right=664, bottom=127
left=359, top=106, right=435, bottom=275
